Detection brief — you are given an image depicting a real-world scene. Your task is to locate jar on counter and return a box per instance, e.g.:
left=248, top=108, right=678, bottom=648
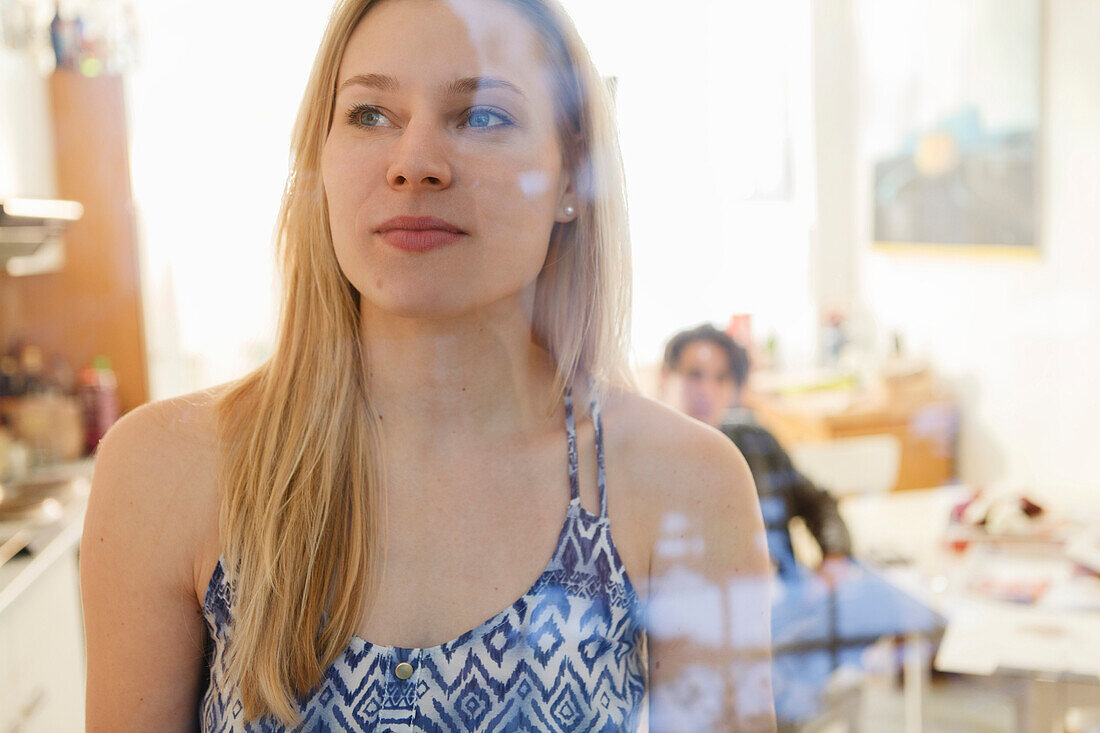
left=11, top=392, right=85, bottom=466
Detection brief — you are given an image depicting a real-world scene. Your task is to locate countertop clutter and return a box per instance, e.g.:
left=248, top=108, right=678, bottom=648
left=0, top=457, right=93, bottom=580
left=0, top=337, right=120, bottom=732
left=0, top=340, right=119, bottom=479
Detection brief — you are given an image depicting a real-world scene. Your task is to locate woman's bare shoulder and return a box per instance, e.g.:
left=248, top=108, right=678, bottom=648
left=81, top=385, right=234, bottom=724
left=598, top=387, right=758, bottom=541
left=101, top=384, right=226, bottom=478
left=89, top=385, right=230, bottom=568
left=600, top=387, right=747, bottom=490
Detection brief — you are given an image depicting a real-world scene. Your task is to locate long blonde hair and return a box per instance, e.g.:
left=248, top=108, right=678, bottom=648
left=214, top=0, right=636, bottom=723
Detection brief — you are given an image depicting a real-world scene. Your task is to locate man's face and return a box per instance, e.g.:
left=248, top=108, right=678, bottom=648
left=663, top=341, right=740, bottom=427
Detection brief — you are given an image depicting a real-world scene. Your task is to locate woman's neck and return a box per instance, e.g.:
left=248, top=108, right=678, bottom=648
left=358, top=297, right=566, bottom=452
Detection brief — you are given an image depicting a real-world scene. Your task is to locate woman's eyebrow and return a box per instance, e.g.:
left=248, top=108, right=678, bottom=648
left=443, top=76, right=527, bottom=101
left=337, top=73, right=527, bottom=101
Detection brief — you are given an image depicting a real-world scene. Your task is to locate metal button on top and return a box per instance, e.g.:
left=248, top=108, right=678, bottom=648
left=394, top=661, right=414, bottom=680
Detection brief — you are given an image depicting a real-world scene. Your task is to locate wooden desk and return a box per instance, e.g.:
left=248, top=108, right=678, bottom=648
left=746, top=390, right=958, bottom=492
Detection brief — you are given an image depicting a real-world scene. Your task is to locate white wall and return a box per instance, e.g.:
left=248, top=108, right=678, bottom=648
left=816, top=0, right=1100, bottom=505
left=124, top=1, right=333, bottom=397
left=564, top=0, right=820, bottom=370
left=809, top=0, right=858, bottom=316
left=0, top=45, right=57, bottom=200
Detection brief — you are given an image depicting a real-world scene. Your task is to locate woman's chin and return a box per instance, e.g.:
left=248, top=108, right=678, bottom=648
left=359, top=291, right=482, bottom=321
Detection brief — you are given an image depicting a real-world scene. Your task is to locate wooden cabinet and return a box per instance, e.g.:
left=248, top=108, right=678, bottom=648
left=0, top=69, right=148, bottom=413
left=748, top=393, right=959, bottom=492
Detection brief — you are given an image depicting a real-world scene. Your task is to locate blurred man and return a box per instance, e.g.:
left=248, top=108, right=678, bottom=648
left=658, top=323, right=853, bottom=587
left=659, top=324, right=948, bottom=729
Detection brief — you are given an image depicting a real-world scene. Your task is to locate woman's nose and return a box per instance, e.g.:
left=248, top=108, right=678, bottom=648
left=386, top=121, right=453, bottom=191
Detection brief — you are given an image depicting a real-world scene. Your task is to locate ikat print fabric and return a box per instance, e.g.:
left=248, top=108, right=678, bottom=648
left=199, top=387, right=648, bottom=732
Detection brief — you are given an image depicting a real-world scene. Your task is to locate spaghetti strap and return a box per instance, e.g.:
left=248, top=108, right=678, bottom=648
left=591, top=392, right=608, bottom=519
left=564, top=382, right=609, bottom=519
left=564, top=384, right=581, bottom=502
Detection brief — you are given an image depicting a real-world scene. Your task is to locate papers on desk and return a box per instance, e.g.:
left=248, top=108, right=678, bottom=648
left=840, top=486, right=1100, bottom=684
left=934, top=599, right=1100, bottom=681
left=1040, top=573, right=1100, bottom=613
left=1066, top=531, right=1100, bottom=575
left=963, top=550, right=1070, bottom=604
left=934, top=546, right=1100, bottom=680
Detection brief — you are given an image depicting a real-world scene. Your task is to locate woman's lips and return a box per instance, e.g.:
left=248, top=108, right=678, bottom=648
left=379, top=229, right=465, bottom=252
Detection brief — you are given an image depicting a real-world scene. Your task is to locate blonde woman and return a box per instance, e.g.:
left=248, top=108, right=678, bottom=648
left=80, top=0, right=774, bottom=730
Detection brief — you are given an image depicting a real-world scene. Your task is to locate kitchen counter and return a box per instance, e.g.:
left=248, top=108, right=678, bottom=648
left=0, top=458, right=93, bottom=614
left=0, top=456, right=94, bottom=732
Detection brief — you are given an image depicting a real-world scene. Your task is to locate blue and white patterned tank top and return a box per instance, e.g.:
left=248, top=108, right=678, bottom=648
left=200, top=385, right=649, bottom=731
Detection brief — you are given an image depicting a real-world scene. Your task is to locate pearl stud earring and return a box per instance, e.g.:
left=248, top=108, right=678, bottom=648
left=564, top=205, right=575, bottom=217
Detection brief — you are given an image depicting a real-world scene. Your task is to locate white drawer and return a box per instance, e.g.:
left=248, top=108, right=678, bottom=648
left=0, top=547, right=85, bottom=732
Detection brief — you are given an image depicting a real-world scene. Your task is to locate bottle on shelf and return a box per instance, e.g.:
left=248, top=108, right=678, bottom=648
left=0, top=352, right=23, bottom=429
left=77, top=355, right=120, bottom=455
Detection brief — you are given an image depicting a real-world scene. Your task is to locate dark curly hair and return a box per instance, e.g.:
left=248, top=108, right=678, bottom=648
left=662, top=323, right=750, bottom=388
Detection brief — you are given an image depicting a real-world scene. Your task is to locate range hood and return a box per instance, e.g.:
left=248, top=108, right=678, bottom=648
left=0, top=198, right=84, bottom=276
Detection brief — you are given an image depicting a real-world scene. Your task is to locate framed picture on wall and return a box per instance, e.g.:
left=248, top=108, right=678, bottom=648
left=858, top=0, right=1042, bottom=257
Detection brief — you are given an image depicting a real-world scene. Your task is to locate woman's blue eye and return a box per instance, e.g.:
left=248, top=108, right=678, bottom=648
left=360, top=110, right=385, bottom=126
left=347, top=105, right=393, bottom=128
left=463, top=107, right=513, bottom=129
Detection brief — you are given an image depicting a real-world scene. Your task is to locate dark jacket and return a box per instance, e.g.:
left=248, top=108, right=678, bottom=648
left=719, top=410, right=852, bottom=576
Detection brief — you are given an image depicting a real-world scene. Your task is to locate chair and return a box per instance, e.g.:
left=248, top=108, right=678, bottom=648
left=788, top=434, right=902, bottom=498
